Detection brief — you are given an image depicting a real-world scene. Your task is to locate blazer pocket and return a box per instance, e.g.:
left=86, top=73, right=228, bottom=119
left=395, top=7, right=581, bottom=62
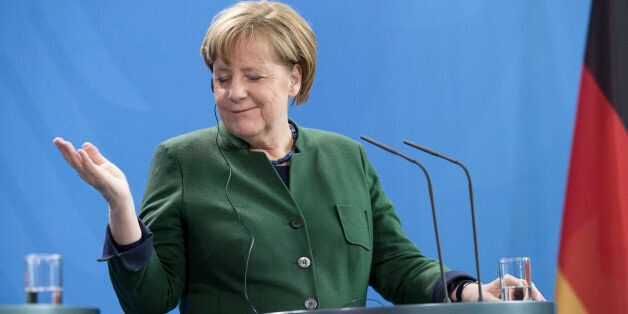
left=336, top=204, right=371, bottom=250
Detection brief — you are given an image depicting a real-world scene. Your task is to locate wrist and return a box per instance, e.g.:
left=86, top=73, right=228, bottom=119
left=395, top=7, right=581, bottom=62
left=450, top=280, right=475, bottom=302
left=460, top=282, right=479, bottom=302
left=109, top=215, right=142, bottom=245
left=108, top=197, right=135, bottom=215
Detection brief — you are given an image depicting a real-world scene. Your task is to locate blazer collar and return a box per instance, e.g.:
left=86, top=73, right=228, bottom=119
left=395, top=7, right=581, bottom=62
left=217, top=119, right=314, bottom=152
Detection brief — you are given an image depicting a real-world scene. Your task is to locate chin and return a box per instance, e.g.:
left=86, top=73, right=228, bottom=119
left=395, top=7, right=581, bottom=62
left=224, top=119, right=264, bottom=140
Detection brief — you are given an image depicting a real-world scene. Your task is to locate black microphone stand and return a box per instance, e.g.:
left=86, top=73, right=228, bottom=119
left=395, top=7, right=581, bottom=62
left=361, top=136, right=450, bottom=303
left=403, top=140, right=483, bottom=302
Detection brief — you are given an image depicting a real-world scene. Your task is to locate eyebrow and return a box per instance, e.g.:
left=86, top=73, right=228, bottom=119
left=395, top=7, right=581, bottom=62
left=214, top=64, right=269, bottom=73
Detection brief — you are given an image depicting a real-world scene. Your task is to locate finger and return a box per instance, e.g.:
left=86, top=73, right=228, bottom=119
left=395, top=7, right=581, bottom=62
left=465, top=282, right=502, bottom=302
left=78, top=148, right=104, bottom=175
left=481, top=290, right=501, bottom=302
left=54, top=138, right=83, bottom=170
left=485, top=277, right=501, bottom=289
left=503, top=275, right=539, bottom=301
left=78, top=148, right=107, bottom=185
left=503, top=274, right=526, bottom=286
left=82, top=142, right=108, bottom=165
left=530, top=282, right=546, bottom=301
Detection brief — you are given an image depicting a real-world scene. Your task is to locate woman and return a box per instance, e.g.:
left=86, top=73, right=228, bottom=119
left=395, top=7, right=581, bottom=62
left=54, top=1, right=544, bottom=313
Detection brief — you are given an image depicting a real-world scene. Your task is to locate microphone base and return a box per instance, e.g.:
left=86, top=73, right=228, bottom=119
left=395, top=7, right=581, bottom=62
left=270, top=301, right=556, bottom=314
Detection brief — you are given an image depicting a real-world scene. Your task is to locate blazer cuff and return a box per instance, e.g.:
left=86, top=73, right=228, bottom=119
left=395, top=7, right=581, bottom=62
left=97, top=218, right=153, bottom=272
left=430, top=270, right=477, bottom=303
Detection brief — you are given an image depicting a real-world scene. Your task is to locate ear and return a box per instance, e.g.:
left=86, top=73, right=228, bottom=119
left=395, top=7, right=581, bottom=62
left=289, top=64, right=302, bottom=98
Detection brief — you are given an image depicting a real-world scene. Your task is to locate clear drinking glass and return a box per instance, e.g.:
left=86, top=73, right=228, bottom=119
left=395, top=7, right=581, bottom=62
left=24, top=253, right=63, bottom=304
left=498, top=256, right=531, bottom=301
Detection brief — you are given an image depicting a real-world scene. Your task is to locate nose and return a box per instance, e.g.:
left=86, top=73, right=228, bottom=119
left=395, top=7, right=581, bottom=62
left=228, top=76, right=247, bottom=103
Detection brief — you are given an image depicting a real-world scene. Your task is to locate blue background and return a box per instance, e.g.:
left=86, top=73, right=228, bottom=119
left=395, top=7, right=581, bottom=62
left=0, top=0, right=590, bottom=312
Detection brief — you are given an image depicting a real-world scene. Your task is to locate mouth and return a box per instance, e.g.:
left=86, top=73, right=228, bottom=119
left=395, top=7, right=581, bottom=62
left=231, top=107, right=256, bottom=114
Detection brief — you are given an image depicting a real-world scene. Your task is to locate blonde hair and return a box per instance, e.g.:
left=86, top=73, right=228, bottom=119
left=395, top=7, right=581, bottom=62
left=200, top=1, right=317, bottom=105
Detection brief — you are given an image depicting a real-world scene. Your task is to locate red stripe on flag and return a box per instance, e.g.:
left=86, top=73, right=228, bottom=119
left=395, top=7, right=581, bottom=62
left=558, top=66, right=628, bottom=312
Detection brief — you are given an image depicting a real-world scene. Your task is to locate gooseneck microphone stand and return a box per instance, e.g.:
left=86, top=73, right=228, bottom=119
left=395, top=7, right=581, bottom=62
left=361, top=136, right=450, bottom=303
left=403, top=140, right=483, bottom=302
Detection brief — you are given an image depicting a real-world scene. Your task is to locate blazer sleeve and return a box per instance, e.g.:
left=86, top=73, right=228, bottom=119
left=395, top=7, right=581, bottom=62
left=106, top=143, right=186, bottom=313
left=360, top=145, right=447, bottom=304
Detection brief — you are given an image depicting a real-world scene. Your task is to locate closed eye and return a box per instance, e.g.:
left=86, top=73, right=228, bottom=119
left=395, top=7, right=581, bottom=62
left=213, top=77, right=231, bottom=86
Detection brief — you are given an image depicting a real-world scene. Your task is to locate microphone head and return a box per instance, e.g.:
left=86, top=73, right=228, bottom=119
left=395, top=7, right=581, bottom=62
left=403, top=140, right=459, bottom=164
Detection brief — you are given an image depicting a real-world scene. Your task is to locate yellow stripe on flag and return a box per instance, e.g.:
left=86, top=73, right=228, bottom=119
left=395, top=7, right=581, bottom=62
left=555, top=270, right=587, bottom=314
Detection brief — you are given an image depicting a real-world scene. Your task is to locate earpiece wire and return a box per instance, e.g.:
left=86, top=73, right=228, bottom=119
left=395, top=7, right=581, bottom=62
left=213, top=104, right=258, bottom=313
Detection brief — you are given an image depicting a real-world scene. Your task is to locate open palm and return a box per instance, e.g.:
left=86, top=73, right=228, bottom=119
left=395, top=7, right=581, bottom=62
left=53, top=137, right=141, bottom=244
left=53, top=137, right=131, bottom=206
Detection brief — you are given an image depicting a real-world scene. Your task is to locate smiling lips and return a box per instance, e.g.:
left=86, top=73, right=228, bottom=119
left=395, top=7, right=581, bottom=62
left=231, top=107, right=256, bottom=114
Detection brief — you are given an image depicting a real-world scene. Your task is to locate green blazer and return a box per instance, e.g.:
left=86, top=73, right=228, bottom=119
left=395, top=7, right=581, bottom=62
left=107, top=122, right=445, bottom=313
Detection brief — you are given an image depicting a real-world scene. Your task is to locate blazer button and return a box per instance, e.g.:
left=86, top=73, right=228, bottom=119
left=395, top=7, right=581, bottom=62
left=290, top=218, right=303, bottom=229
left=304, top=297, right=318, bottom=310
left=298, top=257, right=311, bottom=269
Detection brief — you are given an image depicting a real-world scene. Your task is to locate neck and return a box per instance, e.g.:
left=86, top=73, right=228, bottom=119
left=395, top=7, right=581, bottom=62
left=246, top=121, right=294, bottom=160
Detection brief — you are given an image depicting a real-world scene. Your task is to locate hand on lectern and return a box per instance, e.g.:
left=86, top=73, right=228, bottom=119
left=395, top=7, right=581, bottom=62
left=53, top=137, right=141, bottom=245
left=459, top=276, right=546, bottom=302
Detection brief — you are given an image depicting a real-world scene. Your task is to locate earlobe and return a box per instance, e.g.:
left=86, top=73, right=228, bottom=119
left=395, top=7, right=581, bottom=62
left=289, top=84, right=301, bottom=98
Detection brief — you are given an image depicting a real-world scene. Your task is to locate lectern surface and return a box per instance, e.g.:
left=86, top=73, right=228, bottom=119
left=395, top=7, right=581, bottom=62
left=0, top=305, right=99, bottom=314
left=269, top=301, right=556, bottom=314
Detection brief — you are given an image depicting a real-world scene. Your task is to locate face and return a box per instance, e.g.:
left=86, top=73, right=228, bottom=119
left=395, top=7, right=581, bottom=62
left=212, top=40, right=301, bottom=142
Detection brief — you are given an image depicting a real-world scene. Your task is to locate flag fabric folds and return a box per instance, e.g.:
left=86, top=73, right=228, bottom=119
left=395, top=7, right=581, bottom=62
left=556, top=0, right=628, bottom=313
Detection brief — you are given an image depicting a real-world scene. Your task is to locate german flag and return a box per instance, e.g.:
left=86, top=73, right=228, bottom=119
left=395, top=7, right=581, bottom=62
left=556, top=0, right=628, bottom=313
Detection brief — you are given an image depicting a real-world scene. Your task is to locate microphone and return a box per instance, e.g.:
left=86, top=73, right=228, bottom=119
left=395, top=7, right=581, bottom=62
left=403, top=140, right=483, bottom=302
left=360, top=135, right=450, bottom=303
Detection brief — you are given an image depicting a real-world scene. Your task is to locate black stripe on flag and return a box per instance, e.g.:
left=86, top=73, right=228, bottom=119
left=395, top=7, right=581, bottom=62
left=584, top=0, right=628, bottom=129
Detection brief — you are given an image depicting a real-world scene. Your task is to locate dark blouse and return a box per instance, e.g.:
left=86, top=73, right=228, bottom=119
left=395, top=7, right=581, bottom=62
left=274, top=165, right=290, bottom=188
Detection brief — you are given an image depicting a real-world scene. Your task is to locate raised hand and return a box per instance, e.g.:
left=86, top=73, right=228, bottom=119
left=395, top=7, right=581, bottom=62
left=53, top=137, right=141, bottom=245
